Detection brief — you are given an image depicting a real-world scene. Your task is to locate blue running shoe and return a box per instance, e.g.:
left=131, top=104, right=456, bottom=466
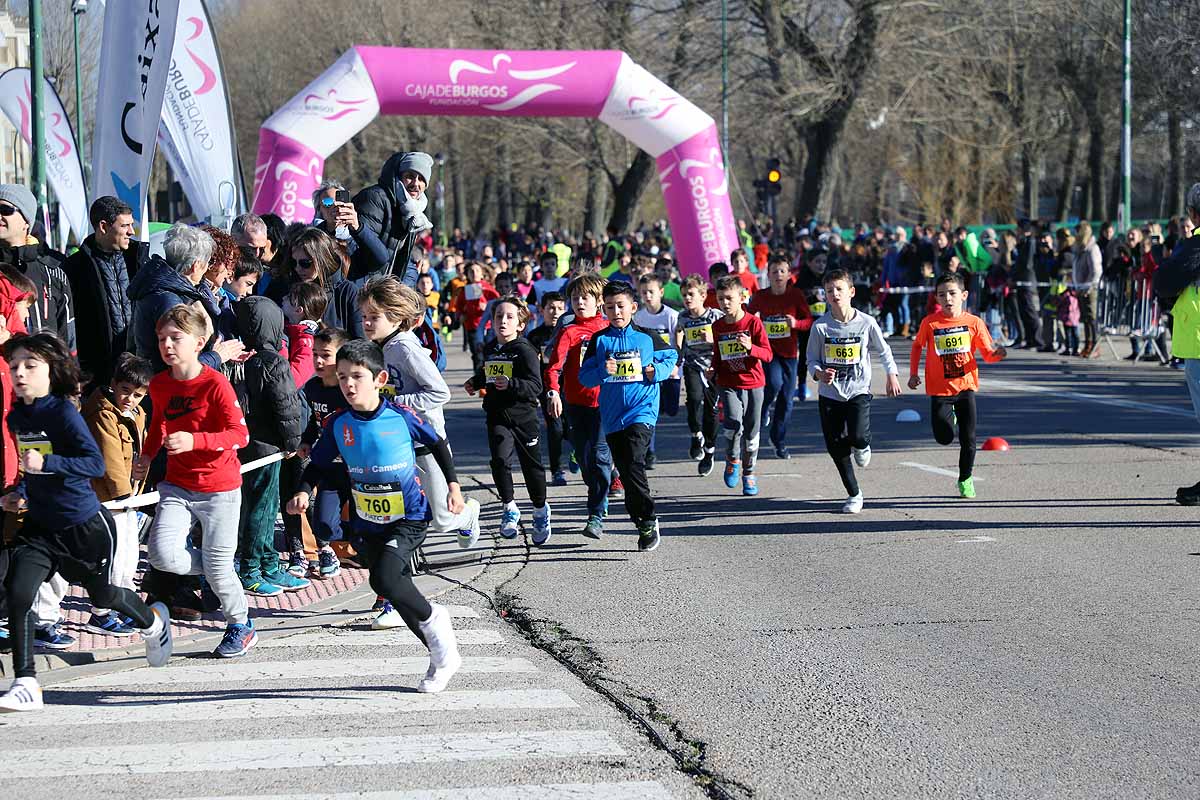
left=34, top=624, right=75, bottom=650
left=499, top=505, right=521, bottom=539
left=723, top=460, right=741, bottom=489
left=86, top=611, right=136, bottom=637
left=215, top=622, right=257, bottom=658
left=742, top=475, right=759, bottom=496
left=264, top=569, right=311, bottom=593
left=239, top=573, right=283, bottom=597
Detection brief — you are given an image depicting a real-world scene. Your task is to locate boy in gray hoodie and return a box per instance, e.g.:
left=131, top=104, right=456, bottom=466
left=806, top=268, right=902, bottom=514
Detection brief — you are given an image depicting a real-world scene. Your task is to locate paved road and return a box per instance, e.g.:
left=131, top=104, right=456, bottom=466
left=6, top=338, right=1199, bottom=799
left=442, top=339, right=1200, bottom=799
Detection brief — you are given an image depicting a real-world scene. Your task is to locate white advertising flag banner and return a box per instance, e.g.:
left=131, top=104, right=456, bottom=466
left=91, top=0, right=181, bottom=223
left=0, top=68, right=88, bottom=242
left=158, top=0, right=243, bottom=225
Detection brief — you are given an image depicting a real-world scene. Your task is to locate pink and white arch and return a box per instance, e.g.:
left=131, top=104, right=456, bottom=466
left=251, top=47, right=738, bottom=276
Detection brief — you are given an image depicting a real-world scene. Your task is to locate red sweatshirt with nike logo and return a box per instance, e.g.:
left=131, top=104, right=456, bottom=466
left=145, top=366, right=250, bottom=493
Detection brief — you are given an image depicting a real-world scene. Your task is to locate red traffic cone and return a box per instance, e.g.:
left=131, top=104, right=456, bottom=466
left=982, top=437, right=1009, bottom=451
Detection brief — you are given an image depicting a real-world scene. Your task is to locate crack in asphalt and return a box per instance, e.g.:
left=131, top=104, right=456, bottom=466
left=756, top=618, right=1000, bottom=634
left=455, top=523, right=755, bottom=799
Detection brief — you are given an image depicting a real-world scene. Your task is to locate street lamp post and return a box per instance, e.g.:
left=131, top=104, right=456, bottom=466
left=1120, top=0, right=1132, bottom=232
left=29, top=0, right=45, bottom=217
left=720, top=0, right=729, bottom=163
left=72, top=0, right=88, bottom=190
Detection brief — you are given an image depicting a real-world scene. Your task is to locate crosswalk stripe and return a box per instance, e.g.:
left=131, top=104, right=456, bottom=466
left=1, top=689, right=576, bottom=727
left=442, top=605, right=480, bottom=618
left=2, top=730, right=626, bottom=778
left=171, top=781, right=675, bottom=799
left=56, top=657, right=538, bottom=689
left=258, top=629, right=505, bottom=648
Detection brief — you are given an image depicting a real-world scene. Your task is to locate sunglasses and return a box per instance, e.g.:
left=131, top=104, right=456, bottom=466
left=251, top=245, right=266, bottom=257
left=0, top=203, right=18, bottom=217
left=320, top=197, right=335, bottom=208
left=295, top=258, right=314, bottom=269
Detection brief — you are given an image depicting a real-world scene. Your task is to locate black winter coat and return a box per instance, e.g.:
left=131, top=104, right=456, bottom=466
left=351, top=152, right=422, bottom=283
left=1153, top=234, right=1200, bottom=306
left=127, top=255, right=222, bottom=373
left=234, top=296, right=305, bottom=462
left=64, top=235, right=145, bottom=385
left=0, top=241, right=75, bottom=352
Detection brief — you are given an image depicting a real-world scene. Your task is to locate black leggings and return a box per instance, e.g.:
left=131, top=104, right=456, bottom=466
left=488, top=412, right=547, bottom=507
left=818, top=395, right=871, bottom=496
left=683, top=365, right=718, bottom=449
left=360, top=522, right=432, bottom=644
left=542, top=403, right=569, bottom=473
left=931, top=390, right=977, bottom=481
left=7, top=510, right=155, bottom=678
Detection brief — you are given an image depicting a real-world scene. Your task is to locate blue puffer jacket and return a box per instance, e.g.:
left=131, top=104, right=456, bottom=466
left=578, top=323, right=679, bottom=435
left=127, top=254, right=223, bottom=372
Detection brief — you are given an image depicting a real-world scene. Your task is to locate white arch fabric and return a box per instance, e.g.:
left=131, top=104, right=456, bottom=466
left=251, top=47, right=738, bottom=276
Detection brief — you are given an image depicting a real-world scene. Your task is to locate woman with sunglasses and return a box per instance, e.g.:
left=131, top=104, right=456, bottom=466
left=264, top=228, right=347, bottom=329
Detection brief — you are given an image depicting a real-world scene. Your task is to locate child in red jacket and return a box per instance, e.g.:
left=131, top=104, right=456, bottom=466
left=710, top=274, right=773, bottom=496
left=452, top=262, right=498, bottom=372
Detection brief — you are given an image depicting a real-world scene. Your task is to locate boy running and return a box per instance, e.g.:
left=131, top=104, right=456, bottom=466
left=578, top=282, right=678, bottom=552
left=632, top=274, right=680, bottom=470
left=710, top=274, right=773, bottom=496
left=807, top=268, right=902, bottom=513
left=526, top=291, right=570, bottom=486
left=749, top=254, right=812, bottom=459
left=908, top=272, right=1006, bottom=498
left=545, top=272, right=612, bottom=539
left=677, top=275, right=722, bottom=475
left=290, top=340, right=463, bottom=693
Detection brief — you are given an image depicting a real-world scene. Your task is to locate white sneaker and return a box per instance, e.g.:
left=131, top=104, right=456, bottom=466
left=0, top=677, right=42, bottom=712
left=842, top=493, right=864, bottom=514
left=456, top=497, right=482, bottom=549
left=371, top=601, right=405, bottom=630
left=417, top=603, right=461, bottom=693
left=142, top=601, right=173, bottom=668
left=852, top=446, right=872, bottom=468
left=531, top=504, right=552, bottom=546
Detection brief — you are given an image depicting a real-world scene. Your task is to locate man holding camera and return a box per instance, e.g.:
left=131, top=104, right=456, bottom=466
left=1152, top=183, right=1200, bottom=505
left=1011, top=219, right=1044, bottom=350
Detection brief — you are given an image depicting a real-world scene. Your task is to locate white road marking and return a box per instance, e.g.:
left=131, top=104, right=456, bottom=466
left=259, top=628, right=505, bottom=648
left=442, top=605, right=481, bottom=618
left=56, top=657, right=538, bottom=688
left=989, top=378, right=1195, bottom=418
left=0, top=730, right=626, bottom=778
left=955, top=535, right=997, bottom=543
left=170, top=782, right=674, bottom=800
left=2, top=689, right=576, bottom=728
left=900, top=462, right=983, bottom=481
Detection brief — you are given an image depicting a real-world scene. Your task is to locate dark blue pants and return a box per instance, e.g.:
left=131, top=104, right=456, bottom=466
left=565, top=404, right=612, bottom=517
left=762, top=356, right=799, bottom=449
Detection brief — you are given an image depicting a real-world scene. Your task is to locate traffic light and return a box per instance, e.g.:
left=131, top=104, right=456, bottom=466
left=764, top=157, right=782, bottom=195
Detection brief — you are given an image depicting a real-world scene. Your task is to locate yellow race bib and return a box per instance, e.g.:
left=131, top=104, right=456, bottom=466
left=933, top=326, right=972, bottom=356
left=809, top=301, right=827, bottom=316
left=380, top=384, right=398, bottom=399
left=484, top=359, right=513, bottom=384
left=352, top=483, right=407, bottom=524
left=824, top=336, right=863, bottom=366
left=608, top=350, right=643, bottom=383
left=718, top=333, right=748, bottom=360
left=765, top=316, right=791, bottom=339
left=684, top=323, right=712, bottom=348
left=16, top=432, right=52, bottom=457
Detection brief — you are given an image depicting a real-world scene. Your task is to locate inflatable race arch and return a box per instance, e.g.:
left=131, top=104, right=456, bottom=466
left=251, top=47, right=739, bottom=276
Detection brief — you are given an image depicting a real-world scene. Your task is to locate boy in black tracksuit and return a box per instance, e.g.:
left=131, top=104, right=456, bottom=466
left=465, top=296, right=551, bottom=546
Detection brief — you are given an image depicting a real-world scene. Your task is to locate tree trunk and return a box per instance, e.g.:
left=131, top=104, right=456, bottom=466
left=1086, top=111, right=1105, bottom=223
left=583, top=163, right=606, bottom=236
left=1022, top=146, right=1040, bottom=220
left=448, top=125, right=465, bottom=232
left=607, top=150, right=655, bottom=233
left=496, top=142, right=513, bottom=232
left=797, top=114, right=846, bottom=221
left=1168, top=108, right=1185, bottom=218
left=1107, top=159, right=1121, bottom=224
left=473, top=172, right=494, bottom=235
left=1056, top=116, right=1082, bottom=222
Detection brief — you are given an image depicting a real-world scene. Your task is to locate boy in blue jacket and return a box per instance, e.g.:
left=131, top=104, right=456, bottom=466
left=579, top=282, right=678, bottom=552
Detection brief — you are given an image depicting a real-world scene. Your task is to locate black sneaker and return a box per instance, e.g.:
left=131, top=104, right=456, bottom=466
left=698, top=451, right=714, bottom=477
left=645, top=452, right=656, bottom=471
left=689, top=437, right=703, bottom=461
left=1177, top=481, right=1200, bottom=498
left=636, top=519, right=661, bottom=552
left=775, top=446, right=791, bottom=460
